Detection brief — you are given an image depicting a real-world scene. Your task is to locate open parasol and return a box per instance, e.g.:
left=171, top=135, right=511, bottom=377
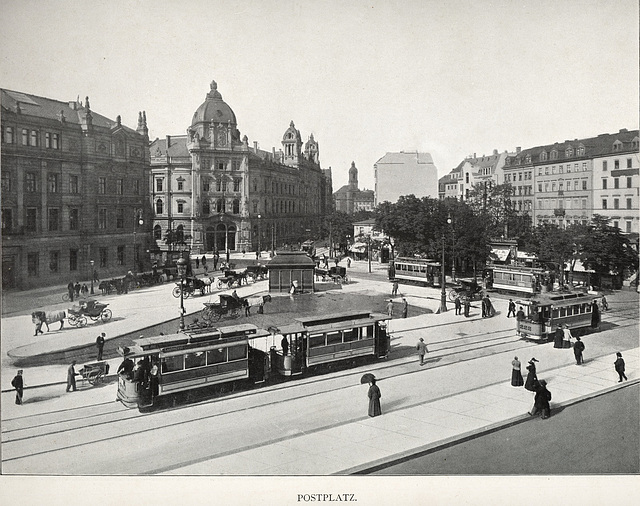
left=360, top=373, right=376, bottom=384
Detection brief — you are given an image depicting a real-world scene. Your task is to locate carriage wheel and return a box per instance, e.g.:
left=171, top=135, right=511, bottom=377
left=335, top=275, right=343, bottom=285
left=216, top=280, right=223, bottom=289
left=77, top=316, right=87, bottom=328
left=172, top=287, right=181, bottom=298
left=212, top=311, right=222, bottom=322
left=183, top=290, right=191, bottom=299
left=101, top=309, right=112, bottom=322
left=343, top=275, right=350, bottom=284
left=448, top=289, right=458, bottom=302
left=201, top=308, right=212, bottom=321
left=199, top=287, right=206, bottom=296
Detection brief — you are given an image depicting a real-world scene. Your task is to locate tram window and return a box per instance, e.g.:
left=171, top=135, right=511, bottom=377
left=566, top=307, right=572, bottom=316
left=185, top=352, right=206, bottom=369
left=327, top=331, right=342, bottom=345
left=309, top=334, right=325, bottom=348
left=363, top=325, right=374, bottom=339
left=207, top=348, right=226, bottom=365
left=552, top=309, right=559, bottom=318
left=227, top=344, right=247, bottom=361
left=161, top=355, right=183, bottom=373
left=419, top=266, right=426, bottom=273
left=559, top=308, right=566, bottom=317
left=343, top=328, right=358, bottom=342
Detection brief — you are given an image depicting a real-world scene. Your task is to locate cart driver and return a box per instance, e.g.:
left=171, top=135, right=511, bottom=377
left=232, top=290, right=240, bottom=302
left=117, top=355, right=135, bottom=380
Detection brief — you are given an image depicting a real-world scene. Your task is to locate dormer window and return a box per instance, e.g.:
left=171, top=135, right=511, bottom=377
left=577, top=145, right=585, bottom=156
left=540, top=151, right=548, bottom=161
left=565, top=147, right=574, bottom=157
left=613, top=140, right=623, bottom=151
left=525, top=155, right=531, bottom=164
left=550, top=150, right=558, bottom=160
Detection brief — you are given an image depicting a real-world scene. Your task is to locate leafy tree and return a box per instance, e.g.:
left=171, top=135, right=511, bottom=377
left=322, top=211, right=355, bottom=251
left=526, top=223, right=575, bottom=286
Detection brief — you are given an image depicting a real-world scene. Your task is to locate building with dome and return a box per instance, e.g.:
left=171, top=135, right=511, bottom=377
left=149, top=80, right=332, bottom=257
left=333, top=162, right=375, bottom=214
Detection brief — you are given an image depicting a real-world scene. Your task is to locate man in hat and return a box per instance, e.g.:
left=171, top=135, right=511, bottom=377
left=614, top=352, right=627, bottom=382
left=386, top=299, right=394, bottom=317
left=573, top=336, right=585, bottom=365
left=11, top=370, right=24, bottom=405
left=416, top=338, right=428, bottom=366
left=401, top=298, right=408, bottom=318
left=96, top=332, right=106, bottom=361
left=66, top=361, right=77, bottom=392
left=507, top=299, right=516, bottom=318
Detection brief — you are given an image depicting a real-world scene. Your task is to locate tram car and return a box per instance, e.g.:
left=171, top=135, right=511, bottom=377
left=392, top=257, right=442, bottom=287
left=488, top=264, right=544, bottom=296
left=515, top=291, right=602, bottom=341
left=116, top=310, right=390, bottom=409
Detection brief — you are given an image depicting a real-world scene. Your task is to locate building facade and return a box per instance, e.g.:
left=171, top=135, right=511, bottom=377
left=374, top=151, right=438, bottom=205
left=333, top=161, right=374, bottom=214
left=438, top=149, right=510, bottom=201
left=1, top=89, right=150, bottom=290
left=149, top=81, right=332, bottom=258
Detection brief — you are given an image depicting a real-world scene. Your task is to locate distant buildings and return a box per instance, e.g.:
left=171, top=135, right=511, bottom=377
left=333, top=161, right=374, bottom=214
left=374, top=151, right=439, bottom=205
left=1, top=89, right=150, bottom=289
left=149, top=80, right=333, bottom=257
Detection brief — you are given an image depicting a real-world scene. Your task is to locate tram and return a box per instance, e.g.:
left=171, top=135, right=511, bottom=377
left=487, top=264, right=544, bottom=296
left=515, top=291, right=602, bottom=341
left=392, top=257, right=442, bottom=287
left=116, top=310, right=390, bottom=409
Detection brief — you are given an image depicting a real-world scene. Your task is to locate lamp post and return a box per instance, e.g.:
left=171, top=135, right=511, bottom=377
left=90, top=260, right=95, bottom=295
left=271, top=224, right=275, bottom=257
left=257, top=214, right=261, bottom=257
left=367, top=235, right=372, bottom=273
left=447, top=214, right=455, bottom=282
left=176, top=257, right=188, bottom=331
left=439, top=234, right=447, bottom=313
left=133, top=209, right=144, bottom=273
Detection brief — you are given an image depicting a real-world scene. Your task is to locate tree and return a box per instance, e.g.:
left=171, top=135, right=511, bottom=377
left=526, top=223, right=575, bottom=286
left=323, top=212, right=355, bottom=252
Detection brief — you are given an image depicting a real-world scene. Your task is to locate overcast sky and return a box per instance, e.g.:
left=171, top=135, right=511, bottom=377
left=1, top=0, right=638, bottom=192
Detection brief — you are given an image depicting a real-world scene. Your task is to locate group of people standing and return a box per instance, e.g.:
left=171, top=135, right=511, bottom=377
left=511, top=356, right=552, bottom=419
left=67, top=281, right=89, bottom=302
left=553, top=325, right=586, bottom=365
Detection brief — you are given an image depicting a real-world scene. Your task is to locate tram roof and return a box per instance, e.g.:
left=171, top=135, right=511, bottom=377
left=395, top=257, right=439, bottom=265
left=295, top=310, right=380, bottom=326
left=300, top=312, right=388, bottom=333
left=517, top=291, right=600, bottom=307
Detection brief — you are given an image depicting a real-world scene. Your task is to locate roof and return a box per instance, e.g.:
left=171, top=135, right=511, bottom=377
left=375, top=151, right=435, bottom=166
left=191, top=80, right=237, bottom=127
left=267, top=252, right=316, bottom=268
left=353, top=218, right=376, bottom=226
left=150, top=135, right=189, bottom=158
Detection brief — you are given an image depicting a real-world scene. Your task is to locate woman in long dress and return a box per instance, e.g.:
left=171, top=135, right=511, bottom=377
left=553, top=325, right=564, bottom=348
left=524, top=358, right=539, bottom=391
left=368, top=378, right=382, bottom=417
left=511, top=356, right=524, bottom=386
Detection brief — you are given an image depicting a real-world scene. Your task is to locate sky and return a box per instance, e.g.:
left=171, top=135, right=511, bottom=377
left=1, top=0, right=638, bottom=192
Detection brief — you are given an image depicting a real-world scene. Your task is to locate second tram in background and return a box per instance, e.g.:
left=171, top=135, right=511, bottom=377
left=391, top=257, right=442, bottom=287
left=116, top=310, right=390, bottom=410
left=486, top=264, right=545, bottom=296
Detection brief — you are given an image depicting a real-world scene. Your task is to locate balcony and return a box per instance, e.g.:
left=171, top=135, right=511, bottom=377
left=554, top=208, right=565, bottom=217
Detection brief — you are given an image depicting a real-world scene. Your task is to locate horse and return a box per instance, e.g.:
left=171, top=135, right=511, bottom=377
left=243, top=294, right=272, bottom=316
left=200, top=275, right=215, bottom=294
left=31, top=310, right=66, bottom=335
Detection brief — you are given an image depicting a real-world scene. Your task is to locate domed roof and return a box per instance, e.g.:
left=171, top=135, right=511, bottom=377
left=191, top=80, right=237, bottom=127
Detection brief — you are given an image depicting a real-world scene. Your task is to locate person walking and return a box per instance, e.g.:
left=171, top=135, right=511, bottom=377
left=454, top=296, right=461, bottom=315
left=573, top=336, right=585, bottom=365
left=195, top=257, right=200, bottom=269
left=96, top=332, right=105, bottom=361
left=601, top=295, right=608, bottom=311
left=66, top=360, right=77, bottom=392
left=401, top=298, right=408, bottom=318
left=591, top=300, right=601, bottom=331
left=74, top=282, right=81, bottom=298
left=562, top=324, right=574, bottom=348
left=367, top=378, right=382, bottom=417
left=507, top=299, right=516, bottom=318
left=614, top=352, right=627, bottom=382
left=529, top=379, right=552, bottom=419
left=553, top=325, right=564, bottom=349
left=485, top=295, right=495, bottom=317
left=481, top=295, right=488, bottom=318
left=511, top=356, right=524, bottom=387
left=67, top=281, right=75, bottom=302
left=386, top=299, right=394, bottom=318
left=391, top=280, right=399, bottom=297
left=524, top=358, right=539, bottom=391
left=463, top=297, right=471, bottom=317
left=416, top=338, right=428, bottom=366
left=11, top=370, right=24, bottom=405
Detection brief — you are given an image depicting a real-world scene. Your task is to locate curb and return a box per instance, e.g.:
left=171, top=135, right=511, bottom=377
left=340, top=377, right=640, bottom=475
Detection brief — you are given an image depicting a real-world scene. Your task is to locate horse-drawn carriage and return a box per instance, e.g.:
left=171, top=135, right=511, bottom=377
left=245, top=264, right=268, bottom=283
left=448, top=278, right=484, bottom=302
left=67, top=299, right=112, bottom=327
left=215, top=269, right=247, bottom=289
left=315, top=265, right=350, bottom=284
left=172, top=276, right=208, bottom=298
left=201, top=294, right=245, bottom=321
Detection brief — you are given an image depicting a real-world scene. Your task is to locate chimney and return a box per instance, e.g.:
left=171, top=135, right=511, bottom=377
left=253, top=141, right=258, bottom=153
left=68, top=101, right=77, bottom=110
left=516, top=147, right=521, bottom=154
left=493, top=149, right=498, bottom=155
left=473, top=152, right=476, bottom=158
left=619, top=128, right=628, bottom=133
left=166, top=135, right=171, bottom=148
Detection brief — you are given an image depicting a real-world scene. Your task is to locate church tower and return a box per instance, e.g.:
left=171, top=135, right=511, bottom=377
left=348, top=161, right=358, bottom=188
left=304, top=133, right=319, bottom=164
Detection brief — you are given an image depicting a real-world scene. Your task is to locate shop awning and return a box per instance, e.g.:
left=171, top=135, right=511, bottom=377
left=489, top=247, right=510, bottom=262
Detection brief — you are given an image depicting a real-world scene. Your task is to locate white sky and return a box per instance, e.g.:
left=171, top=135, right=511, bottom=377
left=1, top=0, right=638, bottom=192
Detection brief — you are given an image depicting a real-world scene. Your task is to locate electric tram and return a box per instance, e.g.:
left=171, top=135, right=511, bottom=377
left=116, top=310, right=390, bottom=409
left=487, top=264, right=544, bottom=296
left=515, top=291, right=602, bottom=341
left=392, top=257, right=442, bottom=287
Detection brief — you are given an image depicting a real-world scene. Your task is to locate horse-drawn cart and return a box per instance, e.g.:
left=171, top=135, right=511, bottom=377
left=245, top=264, right=268, bottom=283
left=448, top=278, right=484, bottom=302
left=78, top=361, right=110, bottom=386
left=172, top=276, right=207, bottom=298
left=216, top=269, right=247, bottom=289
left=315, top=266, right=349, bottom=284
left=201, top=294, right=245, bottom=321
left=67, top=299, right=112, bottom=327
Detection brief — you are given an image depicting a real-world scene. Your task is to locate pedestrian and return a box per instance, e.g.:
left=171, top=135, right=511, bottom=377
left=481, top=295, right=488, bottom=317
left=463, top=297, right=471, bottom=317
left=11, top=370, right=24, bottom=405
left=195, top=257, right=200, bottom=269
left=524, top=358, right=539, bottom=391
left=66, top=360, right=77, bottom=392
left=529, top=379, right=552, bottom=419
left=281, top=336, right=289, bottom=356
left=226, top=249, right=230, bottom=264
left=454, top=296, right=461, bottom=315
left=511, top=356, right=524, bottom=386
left=516, top=306, right=525, bottom=321
left=74, top=281, right=81, bottom=298
left=256, top=250, right=260, bottom=260
left=614, top=352, right=627, bottom=382
left=93, top=269, right=100, bottom=284
left=401, top=298, right=408, bottom=318
left=507, top=299, right=516, bottom=318
left=601, top=295, right=608, bottom=311
left=391, top=280, right=399, bottom=296
left=213, top=251, right=219, bottom=270
left=386, top=299, right=394, bottom=317
left=347, top=258, right=351, bottom=268
left=562, top=324, right=574, bottom=348
left=553, top=325, right=564, bottom=349
left=367, top=377, right=382, bottom=417
left=96, top=332, right=105, bottom=361
left=67, top=281, right=75, bottom=302
left=591, top=300, right=601, bottom=331
left=81, top=284, right=88, bottom=296
left=485, top=295, right=495, bottom=317
left=573, top=336, right=585, bottom=365
left=416, top=338, right=428, bottom=366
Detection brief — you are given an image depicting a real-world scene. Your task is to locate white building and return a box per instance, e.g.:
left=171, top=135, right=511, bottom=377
left=374, top=151, right=438, bottom=205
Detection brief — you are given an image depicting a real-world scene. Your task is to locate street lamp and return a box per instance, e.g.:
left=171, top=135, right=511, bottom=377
left=90, top=260, right=95, bottom=295
left=447, top=214, right=455, bottom=282
left=257, top=214, right=261, bottom=258
left=367, top=235, right=372, bottom=273
left=134, top=210, right=144, bottom=273
left=176, top=257, right=188, bottom=331
left=439, top=234, right=448, bottom=313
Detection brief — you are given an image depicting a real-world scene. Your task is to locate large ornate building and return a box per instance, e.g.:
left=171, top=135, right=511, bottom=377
left=1, top=89, right=150, bottom=289
left=149, top=81, right=332, bottom=257
left=333, top=161, right=375, bottom=214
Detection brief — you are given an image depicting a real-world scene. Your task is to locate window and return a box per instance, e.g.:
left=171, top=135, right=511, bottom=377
left=161, top=355, right=183, bottom=373
left=614, top=178, right=619, bottom=189
left=69, top=208, right=79, bottom=230
left=2, top=208, right=12, bottom=233
left=582, top=162, right=587, bottom=171
left=545, top=167, right=549, bottom=175
left=69, top=175, right=79, bottom=193
left=218, top=161, right=225, bottom=171
left=614, top=198, right=619, bottom=210
left=582, top=181, right=587, bottom=190
left=156, top=199, right=163, bottom=214
left=156, top=178, right=163, bottom=192
left=544, top=183, right=549, bottom=192
left=25, top=208, right=37, bottom=232
left=45, top=132, right=51, bottom=148
left=185, top=351, right=206, bottom=369
left=233, top=179, right=241, bottom=192
left=47, top=173, right=59, bottom=193
left=177, top=180, right=184, bottom=191
left=603, top=160, right=608, bottom=171
left=602, top=199, right=608, bottom=209
left=558, top=165, right=563, bottom=174
left=1, top=171, right=11, bottom=192
left=233, top=161, right=240, bottom=171
left=117, top=246, right=125, bottom=266
left=99, top=248, right=108, bottom=268
left=574, top=180, right=579, bottom=191
left=4, top=126, right=14, bottom=144
left=551, top=166, right=555, bottom=175
left=602, top=179, right=608, bottom=189
left=627, top=177, right=632, bottom=188
left=627, top=198, right=632, bottom=210
left=203, top=180, right=210, bottom=192
left=116, top=208, right=124, bottom=228
left=614, top=160, right=619, bottom=169
left=232, top=199, right=240, bottom=214
left=22, top=129, right=28, bottom=145
left=627, top=221, right=632, bottom=233
left=551, top=182, right=556, bottom=191
left=47, top=208, right=59, bottom=231
left=227, top=344, right=247, bottom=361
left=153, top=225, right=162, bottom=240
left=52, top=133, right=59, bottom=149
left=614, top=220, right=619, bottom=229
left=27, top=252, right=39, bottom=277
left=116, top=179, right=124, bottom=195
left=567, top=164, right=572, bottom=173
left=582, top=199, right=587, bottom=209
left=26, top=173, right=37, bottom=192
left=98, top=177, right=106, bottom=194
left=465, top=173, right=469, bottom=183
left=202, top=200, right=210, bottom=215
left=31, top=130, right=38, bottom=146
left=49, top=251, right=59, bottom=273
left=627, top=158, right=632, bottom=168
left=98, top=208, right=107, bottom=229
left=538, top=183, right=542, bottom=192
left=177, top=202, right=184, bottom=213
left=252, top=179, right=258, bottom=192
left=69, top=249, right=78, bottom=271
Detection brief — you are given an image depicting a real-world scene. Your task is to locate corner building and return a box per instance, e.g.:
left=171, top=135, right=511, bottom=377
left=149, top=81, right=332, bottom=255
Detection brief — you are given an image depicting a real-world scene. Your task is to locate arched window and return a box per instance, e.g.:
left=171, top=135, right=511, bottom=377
left=176, top=225, right=184, bottom=243
left=232, top=199, right=240, bottom=214
left=203, top=200, right=210, bottom=215
left=155, top=199, right=163, bottom=214
left=153, top=225, right=162, bottom=239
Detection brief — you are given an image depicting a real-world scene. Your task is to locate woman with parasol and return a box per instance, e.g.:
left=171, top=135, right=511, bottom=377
left=362, top=373, right=382, bottom=417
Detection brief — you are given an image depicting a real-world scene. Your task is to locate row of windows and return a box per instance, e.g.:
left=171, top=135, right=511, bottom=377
left=3, top=127, right=60, bottom=149
left=2, top=207, right=143, bottom=233
left=8, top=173, right=140, bottom=195
left=504, top=171, right=533, bottom=183
left=601, top=177, right=633, bottom=190
left=160, top=344, right=248, bottom=373
left=602, top=198, right=634, bottom=210
left=537, top=199, right=588, bottom=210
left=308, top=326, right=375, bottom=348
left=537, top=180, right=588, bottom=192
left=537, top=163, right=588, bottom=176
left=24, top=245, right=124, bottom=277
